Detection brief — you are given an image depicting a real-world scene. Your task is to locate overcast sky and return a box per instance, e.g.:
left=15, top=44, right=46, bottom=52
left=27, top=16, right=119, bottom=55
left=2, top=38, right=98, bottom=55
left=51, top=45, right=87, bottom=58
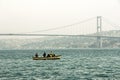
left=0, top=0, right=120, bottom=34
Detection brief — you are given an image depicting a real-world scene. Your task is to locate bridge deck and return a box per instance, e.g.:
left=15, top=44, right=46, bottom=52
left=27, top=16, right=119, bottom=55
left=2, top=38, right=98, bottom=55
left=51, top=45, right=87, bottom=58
left=0, top=33, right=120, bottom=39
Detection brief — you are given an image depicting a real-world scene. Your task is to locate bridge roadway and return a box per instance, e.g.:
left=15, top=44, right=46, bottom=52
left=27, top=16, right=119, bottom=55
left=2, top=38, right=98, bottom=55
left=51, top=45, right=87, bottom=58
left=0, top=33, right=120, bottom=39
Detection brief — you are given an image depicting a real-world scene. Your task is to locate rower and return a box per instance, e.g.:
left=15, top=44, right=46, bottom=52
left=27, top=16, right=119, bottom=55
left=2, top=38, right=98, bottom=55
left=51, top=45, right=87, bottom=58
left=43, top=51, right=46, bottom=57
left=50, top=51, right=55, bottom=57
left=35, top=53, right=38, bottom=57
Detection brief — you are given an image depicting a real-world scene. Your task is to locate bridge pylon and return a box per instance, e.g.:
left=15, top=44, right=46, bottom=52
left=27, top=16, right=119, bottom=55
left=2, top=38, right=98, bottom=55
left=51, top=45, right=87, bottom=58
left=97, top=16, right=102, bottom=48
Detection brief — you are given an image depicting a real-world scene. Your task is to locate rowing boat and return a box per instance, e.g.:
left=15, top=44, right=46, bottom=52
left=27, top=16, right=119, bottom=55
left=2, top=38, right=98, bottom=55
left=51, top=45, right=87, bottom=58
left=33, top=55, right=61, bottom=60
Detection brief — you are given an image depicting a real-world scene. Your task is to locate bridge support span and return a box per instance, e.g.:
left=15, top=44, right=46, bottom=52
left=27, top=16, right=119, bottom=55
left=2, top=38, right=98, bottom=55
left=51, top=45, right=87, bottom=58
left=97, top=16, right=102, bottom=48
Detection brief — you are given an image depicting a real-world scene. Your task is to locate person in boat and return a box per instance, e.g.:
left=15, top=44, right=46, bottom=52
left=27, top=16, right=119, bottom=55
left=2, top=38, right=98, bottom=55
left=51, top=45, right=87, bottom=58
left=35, top=53, right=38, bottom=57
left=47, top=54, right=50, bottom=57
left=46, top=51, right=55, bottom=57
left=50, top=51, right=55, bottom=57
left=43, top=51, right=46, bottom=57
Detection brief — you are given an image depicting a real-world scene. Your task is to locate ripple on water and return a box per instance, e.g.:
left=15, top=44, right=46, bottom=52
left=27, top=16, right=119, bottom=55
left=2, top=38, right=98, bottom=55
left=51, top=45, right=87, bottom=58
left=1, top=49, right=120, bottom=80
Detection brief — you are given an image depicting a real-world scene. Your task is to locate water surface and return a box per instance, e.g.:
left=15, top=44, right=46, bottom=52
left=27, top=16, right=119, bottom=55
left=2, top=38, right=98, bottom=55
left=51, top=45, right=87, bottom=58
left=0, top=49, right=120, bottom=80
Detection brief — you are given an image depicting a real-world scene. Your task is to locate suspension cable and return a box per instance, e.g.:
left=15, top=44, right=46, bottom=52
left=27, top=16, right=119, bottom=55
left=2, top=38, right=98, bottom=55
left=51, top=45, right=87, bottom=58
left=23, top=17, right=96, bottom=34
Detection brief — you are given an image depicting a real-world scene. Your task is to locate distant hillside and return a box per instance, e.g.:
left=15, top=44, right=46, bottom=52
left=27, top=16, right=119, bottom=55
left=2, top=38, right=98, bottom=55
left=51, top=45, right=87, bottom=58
left=22, top=37, right=94, bottom=49
left=0, top=30, right=120, bottom=50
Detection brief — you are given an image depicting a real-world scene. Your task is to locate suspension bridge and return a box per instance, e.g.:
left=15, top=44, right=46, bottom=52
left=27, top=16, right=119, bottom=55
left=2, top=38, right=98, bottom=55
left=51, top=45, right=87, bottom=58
left=0, top=16, right=120, bottom=48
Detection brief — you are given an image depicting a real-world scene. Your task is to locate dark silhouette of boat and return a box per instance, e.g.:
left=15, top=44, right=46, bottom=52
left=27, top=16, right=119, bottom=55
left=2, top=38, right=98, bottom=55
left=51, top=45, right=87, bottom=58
left=33, top=54, right=61, bottom=60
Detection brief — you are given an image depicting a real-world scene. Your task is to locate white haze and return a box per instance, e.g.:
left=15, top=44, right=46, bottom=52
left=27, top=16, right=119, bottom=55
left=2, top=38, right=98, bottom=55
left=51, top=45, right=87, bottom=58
left=0, top=0, right=120, bottom=34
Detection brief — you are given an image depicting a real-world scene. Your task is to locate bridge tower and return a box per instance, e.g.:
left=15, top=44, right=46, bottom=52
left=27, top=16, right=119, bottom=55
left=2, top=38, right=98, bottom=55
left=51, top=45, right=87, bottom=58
left=97, top=16, right=102, bottom=48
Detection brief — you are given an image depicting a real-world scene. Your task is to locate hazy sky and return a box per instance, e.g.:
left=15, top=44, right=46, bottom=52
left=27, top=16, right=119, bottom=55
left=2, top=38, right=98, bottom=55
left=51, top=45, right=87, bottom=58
left=0, top=0, right=120, bottom=34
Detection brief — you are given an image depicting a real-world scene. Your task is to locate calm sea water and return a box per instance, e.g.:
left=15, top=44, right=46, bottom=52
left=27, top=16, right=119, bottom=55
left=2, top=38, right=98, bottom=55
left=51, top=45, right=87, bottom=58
left=0, top=49, right=120, bottom=80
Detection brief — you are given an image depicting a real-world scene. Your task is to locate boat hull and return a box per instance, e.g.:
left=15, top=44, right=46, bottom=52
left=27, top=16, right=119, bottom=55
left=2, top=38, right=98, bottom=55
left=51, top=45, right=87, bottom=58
left=33, top=55, right=61, bottom=60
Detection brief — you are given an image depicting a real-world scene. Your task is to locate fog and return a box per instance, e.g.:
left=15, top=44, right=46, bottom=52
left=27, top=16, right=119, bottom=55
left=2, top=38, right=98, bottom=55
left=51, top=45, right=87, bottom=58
left=0, top=0, right=120, bottom=33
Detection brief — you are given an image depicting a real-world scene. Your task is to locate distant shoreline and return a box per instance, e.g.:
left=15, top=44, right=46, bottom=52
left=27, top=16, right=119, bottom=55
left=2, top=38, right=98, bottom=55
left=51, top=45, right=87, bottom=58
left=0, top=48, right=120, bottom=51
